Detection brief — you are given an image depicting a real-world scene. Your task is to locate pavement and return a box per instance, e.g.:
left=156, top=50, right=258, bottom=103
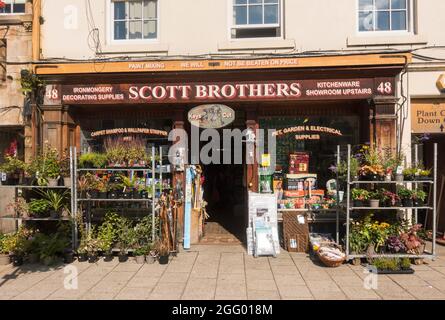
left=1, top=244, right=445, bottom=300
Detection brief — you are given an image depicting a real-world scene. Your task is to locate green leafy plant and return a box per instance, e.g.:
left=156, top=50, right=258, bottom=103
left=96, top=211, right=121, bottom=254
left=371, top=258, right=400, bottom=271
left=20, top=69, right=45, bottom=97
left=116, top=217, right=137, bottom=256
left=37, top=189, right=69, bottom=213
left=6, top=196, right=29, bottom=218
left=79, top=153, right=108, bottom=169
left=28, top=198, right=50, bottom=217
left=398, top=187, right=414, bottom=200
left=412, top=189, right=427, bottom=202
left=351, top=188, right=370, bottom=201
left=0, top=156, right=26, bottom=174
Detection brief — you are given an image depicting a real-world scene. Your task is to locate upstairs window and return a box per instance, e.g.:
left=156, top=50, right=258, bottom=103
left=0, top=0, right=26, bottom=14
left=112, top=0, right=158, bottom=41
left=231, top=0, right=281, bottom=39
left=358, top=0, right=409, bottom=32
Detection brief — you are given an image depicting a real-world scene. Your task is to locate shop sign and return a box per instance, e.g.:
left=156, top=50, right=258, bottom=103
left=90, top=128, right=168, bottom=138
left=59, top=77, right=395, bottom=105
left=273, top=126, right=343, bottom=137
left=188, top=104, right=235, bottom=129
left=411, top=103, right=445, bottom=134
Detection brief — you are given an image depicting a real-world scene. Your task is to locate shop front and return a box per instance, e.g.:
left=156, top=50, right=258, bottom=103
left=34, top=54, right=406, bottom=249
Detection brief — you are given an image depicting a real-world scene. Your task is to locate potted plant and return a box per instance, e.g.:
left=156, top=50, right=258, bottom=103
left=0, top=156, right=26, bottom=185
left=59, top=152, right=71, bottom=187
left=398, top=188, right=414, bottom=207
left=368, top=257, right=414, bottom=274
left=6, top=196, right=30, bottom=218
left=28, top=198, right=50, bottom=218
left=418, top=169, right=432, bottom=181
left=368, top=191, right=380, bottom=208
left=412, top=189, right=427, bottom=207
left=359, top=165, right=384, bottom=181
left=97, top=214, right=116, bottom=262
left=386, top=235, right=406, bottom=253
left=380, top=190, right=400, bottom=207
left=116, top=217, right=136, bottom=262
left=156, top=240, right=170, bottom=265
left=119, top=174, right=136, bottom=199
left=38, top=189, right=69, bottom=219
left=79, top=152, right=107, bottom=169
left=145, top=244, right=157, bottom=264
left=39, top=233, right=68, bottom=266
left=402, top=168, right=416, bottom=181
left=351, top=188, right=370, bottom=207
left=42, top=146, right=61, bottom=187
left=0, top=233, right=11, bottom=265
left=105, top=138, right=127, bottom=167
left=133, top=247, right=146, bottom=264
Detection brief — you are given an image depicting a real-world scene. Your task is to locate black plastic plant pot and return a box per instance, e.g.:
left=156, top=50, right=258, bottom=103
left=89, top=190, right=99, bottom=199
left=133, top=190, right=141, bottom=199
left=98, top=192, right=107, bottom=199
left=88, top=255, right=98, bottom=263
left=140, top=191, right=148, bottom=199
left=103, top=253, right=114, bottom=262
left=118, top=254, right=128, bottom=263
left=50, top=211, right=60, bottom=219
left=414, top=199, right=424, bottom=207
left=353, top=200, right=364, bottom=207
left=402, top=198, right=414, bottom=207
left=11, top=255, right=23, bottom=267
left=109, top=191, right=118, bottom=199
left=158, top=255, right=169, bottom=265
left=404, top=175, right=414, bottom=181
left=417, top=176, right=432, bottom=181
left=64, top=252, right=74, bottom=264
left=122, top=191, right=132, bottom=199
left=77, top=253, right=88, bottom=262
left=5, top=176, right=19, bottom=185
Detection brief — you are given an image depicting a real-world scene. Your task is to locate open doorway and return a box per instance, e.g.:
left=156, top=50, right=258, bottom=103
left=201, top=163, right=246, bottom=244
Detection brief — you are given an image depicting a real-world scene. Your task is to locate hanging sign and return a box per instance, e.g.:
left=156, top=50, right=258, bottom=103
left=273, top=126, right=343, bottom=137
left=411, top=103, right=445, bottom=134
left=188, top=104, right=235, bottom=129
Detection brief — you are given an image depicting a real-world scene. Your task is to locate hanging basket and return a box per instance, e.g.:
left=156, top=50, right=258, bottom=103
left=316, top=242, right=346, bottom=268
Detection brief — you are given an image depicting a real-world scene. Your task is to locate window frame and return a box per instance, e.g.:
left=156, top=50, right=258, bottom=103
left=229, top=0, right=283, bottom=40
left=0, top=0, right=27, bottom=15
left=108, top=0, right=160, bottom=44
left=356, top=0, right=414, bottom=35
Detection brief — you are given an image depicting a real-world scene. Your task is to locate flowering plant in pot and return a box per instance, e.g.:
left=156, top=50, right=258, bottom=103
left=6, top=196, right=30, bottom=218
left=386, top=235, right=406, bottom=253
left=0, top=156, right=26, bottom=185
left=380, top=190, right=400, bottom=207
left=418, top=169, right=432, bottom=181
left=398, top=188, right=414, bottom=207
left=42, top=146, right=61, bottom=187
left=400, top=224, right=425, bottom=254
left=351, top=188, right=370, bottom=207
left=402, top=168, right=417, bottom=181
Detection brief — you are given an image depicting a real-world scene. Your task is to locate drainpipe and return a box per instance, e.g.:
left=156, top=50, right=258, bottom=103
left=32, top=0, right=41, bottom=61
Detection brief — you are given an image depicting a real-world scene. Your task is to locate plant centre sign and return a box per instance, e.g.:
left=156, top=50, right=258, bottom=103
left=58, top=78, right=394, bottom=105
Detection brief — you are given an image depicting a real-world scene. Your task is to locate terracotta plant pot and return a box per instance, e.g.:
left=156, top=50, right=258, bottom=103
left=0, top=254, right=10, bottom=265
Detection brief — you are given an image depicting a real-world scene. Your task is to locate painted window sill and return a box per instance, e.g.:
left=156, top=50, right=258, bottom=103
left=101, top=43, right=169, bottom=54
left=218, top=39, right=295, bottom=51
left=347, top=34, right=428, bottom=47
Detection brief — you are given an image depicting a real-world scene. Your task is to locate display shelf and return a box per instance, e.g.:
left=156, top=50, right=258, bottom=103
left=77, top=168, right=152, bottom=172
left=344, top=143, right=438, bottom=261
left=0, top=185, right=70, bottom=189
left=351, top=206, right=433, bottom=210
left=77, top=198, right=153, bottom=202
left=0, top=216, right=72, bottom=221
left=349, top=180, right=433, bottom=185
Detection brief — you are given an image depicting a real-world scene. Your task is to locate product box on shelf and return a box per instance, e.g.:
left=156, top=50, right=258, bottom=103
left=289, top=153, right=310, bottom=174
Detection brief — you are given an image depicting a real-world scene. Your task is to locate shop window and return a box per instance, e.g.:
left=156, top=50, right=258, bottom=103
left=0, top=0, right=26, bottom=14
left=111, top=0, right=158, bottom=41
left=231, top=0, right=281, bottom=39
left=358, top=0, right=411, bottom=32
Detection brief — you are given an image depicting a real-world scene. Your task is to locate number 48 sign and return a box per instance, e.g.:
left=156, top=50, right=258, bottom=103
left=44, top=84, right=62, bottom=105
left=376, top=80, right=394, bottom=95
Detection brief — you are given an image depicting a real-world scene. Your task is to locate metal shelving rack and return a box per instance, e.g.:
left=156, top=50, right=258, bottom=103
left=73, top=146, right=171, bottom=247
left=0, top=147, right=77, bottom=249
left=344, top=143, right=438, bottom=261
